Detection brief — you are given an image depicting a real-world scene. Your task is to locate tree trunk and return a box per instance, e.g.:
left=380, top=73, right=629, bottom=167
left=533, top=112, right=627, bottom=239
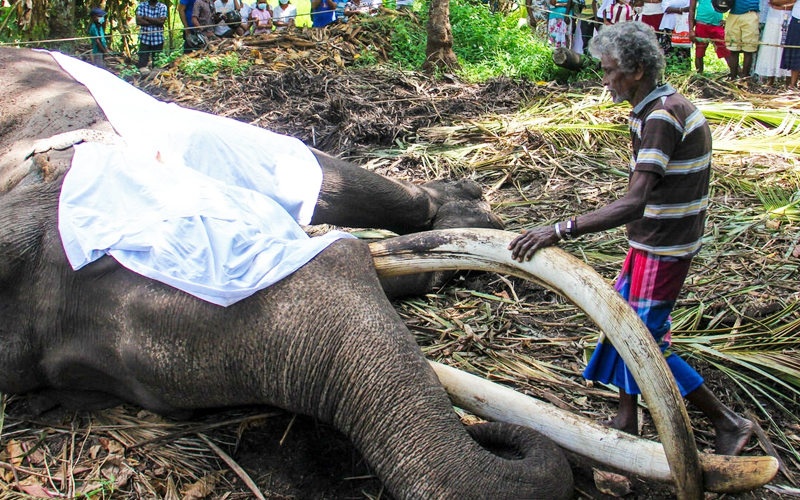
left=552, top=47, right=584, bottom=71
left=18, top=0, right=49, bottom=39
left=422, top=0, right=458, bottom=73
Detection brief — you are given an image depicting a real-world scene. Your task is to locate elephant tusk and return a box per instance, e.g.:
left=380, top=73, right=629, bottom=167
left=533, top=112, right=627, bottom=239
left=428, top=361, right=778, bottom=493
left=370, top=228, right=706, bottom=499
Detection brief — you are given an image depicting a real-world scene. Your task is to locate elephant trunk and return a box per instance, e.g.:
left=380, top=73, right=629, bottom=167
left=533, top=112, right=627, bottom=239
left=254, top=239, right=572, bottom=500
left=324, top=317, right=573, bottom=500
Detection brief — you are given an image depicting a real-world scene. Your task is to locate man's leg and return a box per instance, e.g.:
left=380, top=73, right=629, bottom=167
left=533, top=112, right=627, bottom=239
left=695, top=42, right=707, bottom=73
left=741, top=51, right=755, bottom=78
left=685, top=384, right=753, bottom=455
left=729, top=51, right=741, bottom=79
left=695, top=56, right=704, bottom=74
left=138, top=43, right=151, bottom=68
left=601, top=390, right=638, bottom=435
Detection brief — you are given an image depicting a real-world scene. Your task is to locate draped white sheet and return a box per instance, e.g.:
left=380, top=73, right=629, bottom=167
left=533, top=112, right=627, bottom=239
left=49, top=51, right=354, bottom=306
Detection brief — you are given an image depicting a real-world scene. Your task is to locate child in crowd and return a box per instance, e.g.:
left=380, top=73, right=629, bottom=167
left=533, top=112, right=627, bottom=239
left=632, top=0, right=644, bottom=20
left=609, top=0, right=633, bottom=24
left=89, top=8, right=109, bottom=68
left=548, top=0, right=572, bottom=47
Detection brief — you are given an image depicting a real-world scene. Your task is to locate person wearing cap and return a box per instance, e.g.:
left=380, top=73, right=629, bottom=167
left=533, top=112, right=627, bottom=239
left=273, top=0, right=297, bottom=29
left=135, top=0, right=168, bottom=69
left=89, top=8, right=109, bottom=68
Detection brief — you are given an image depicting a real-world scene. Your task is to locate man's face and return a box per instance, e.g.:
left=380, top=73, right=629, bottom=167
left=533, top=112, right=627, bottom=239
left=601, top=54, right=639, bottom=104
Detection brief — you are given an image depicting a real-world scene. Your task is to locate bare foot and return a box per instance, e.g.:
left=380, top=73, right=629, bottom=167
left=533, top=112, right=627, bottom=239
left=599, top=416, right=638, bottom=435
left=715, top=418, right=754, bottom=456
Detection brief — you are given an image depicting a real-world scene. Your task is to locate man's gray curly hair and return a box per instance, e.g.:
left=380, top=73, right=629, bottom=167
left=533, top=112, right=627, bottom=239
left=588, top=22, right=665, bottom=84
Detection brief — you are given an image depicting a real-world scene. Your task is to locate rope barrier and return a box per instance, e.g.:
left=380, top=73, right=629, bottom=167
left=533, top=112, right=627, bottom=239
left=2, top=2, right=799, bottom=51
left=0, top=6, right=332, bottom=47
left=518, top=0, right=800, bottom=50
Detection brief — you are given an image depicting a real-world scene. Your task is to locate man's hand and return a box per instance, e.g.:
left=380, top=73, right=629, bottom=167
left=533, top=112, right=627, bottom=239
left=508, top=225, right=559, bottom=262
left=689, top=29, right=697, bottom=43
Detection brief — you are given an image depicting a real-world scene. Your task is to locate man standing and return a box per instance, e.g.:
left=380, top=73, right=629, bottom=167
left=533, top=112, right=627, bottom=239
left=508, top=22, right=754, bottom=456
left=689, top=0, right=733, bottom=74
left=136, top=0, right=168, bottom=69
left=725, top=0, right=760, bottom=78
left=178, top=0, right=199, bottom=51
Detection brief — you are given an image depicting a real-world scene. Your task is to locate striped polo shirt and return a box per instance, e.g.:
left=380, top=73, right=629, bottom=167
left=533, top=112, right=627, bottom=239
left=626, top=84, right=711, bottom=257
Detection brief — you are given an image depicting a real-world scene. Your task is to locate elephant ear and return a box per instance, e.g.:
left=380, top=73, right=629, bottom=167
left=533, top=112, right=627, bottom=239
left=0, top=183, right=54, bottom=286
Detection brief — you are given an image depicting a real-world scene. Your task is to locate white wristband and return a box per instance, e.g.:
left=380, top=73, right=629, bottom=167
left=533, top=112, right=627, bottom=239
left=554, top=222, right=563, bottom=240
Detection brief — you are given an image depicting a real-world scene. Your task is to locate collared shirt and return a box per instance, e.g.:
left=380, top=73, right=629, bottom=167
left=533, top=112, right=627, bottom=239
left=137, top=1, right=168, bottom=45
left=627, top=84, right=712, bottom=257
left=659, top=0, right=689, bottom=29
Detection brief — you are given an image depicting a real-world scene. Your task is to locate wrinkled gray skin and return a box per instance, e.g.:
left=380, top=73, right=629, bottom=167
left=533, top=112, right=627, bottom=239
left=0, top=48, right=573, bottom=500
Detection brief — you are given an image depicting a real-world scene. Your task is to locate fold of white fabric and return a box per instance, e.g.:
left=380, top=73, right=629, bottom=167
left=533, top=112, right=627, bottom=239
left=48, top=50, right=354, bottom=306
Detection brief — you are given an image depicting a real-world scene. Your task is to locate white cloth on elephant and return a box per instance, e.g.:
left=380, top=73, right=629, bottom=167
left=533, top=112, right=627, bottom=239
left=47, top=50, right=355, bottom=307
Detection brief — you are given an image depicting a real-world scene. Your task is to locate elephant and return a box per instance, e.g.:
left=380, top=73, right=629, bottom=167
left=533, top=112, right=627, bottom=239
left=0, top=48, right=574, bottom=500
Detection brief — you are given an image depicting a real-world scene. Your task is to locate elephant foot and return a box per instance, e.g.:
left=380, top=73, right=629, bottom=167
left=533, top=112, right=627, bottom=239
left=715, top=418, right=754, bottom=456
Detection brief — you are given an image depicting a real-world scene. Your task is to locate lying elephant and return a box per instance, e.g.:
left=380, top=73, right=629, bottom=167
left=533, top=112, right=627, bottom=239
left=0, top=48, right=574, bottom=499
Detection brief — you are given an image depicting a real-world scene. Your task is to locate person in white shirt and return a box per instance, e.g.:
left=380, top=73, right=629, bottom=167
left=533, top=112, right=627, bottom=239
left=273, top=0, right=297, bottom=29
left=213, top=0, right=244, bottom=37
left=239, top=1, right=253, bottom=33
left=659, top=0, right=691, bottom=57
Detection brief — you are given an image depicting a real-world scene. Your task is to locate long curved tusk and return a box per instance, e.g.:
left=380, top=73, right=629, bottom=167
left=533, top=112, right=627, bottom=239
left=428, top=361, right=778, bottom=492
left=369, top=228, right=705, bottom=499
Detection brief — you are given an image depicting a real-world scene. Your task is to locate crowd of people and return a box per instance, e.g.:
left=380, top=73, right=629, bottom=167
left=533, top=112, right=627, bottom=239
left=88, top=0, right=408, bottom=70
left=526, top=0, right=800, bottom=86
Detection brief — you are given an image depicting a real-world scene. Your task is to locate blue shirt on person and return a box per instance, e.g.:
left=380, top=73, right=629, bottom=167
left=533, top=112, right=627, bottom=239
left=312, top=0, right=337, bottom=26
left=730, top=0, right=759, bottom=16
left=180, top=0, right=198, bottom=27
